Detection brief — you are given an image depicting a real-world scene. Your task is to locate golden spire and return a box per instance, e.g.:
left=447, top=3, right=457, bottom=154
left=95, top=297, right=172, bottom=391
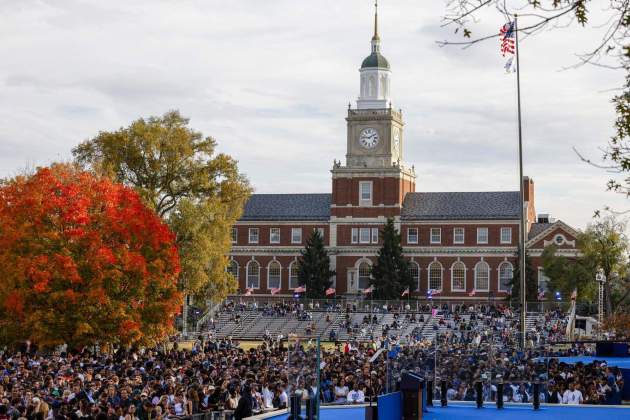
left=372, top=0, right=379, bottom=41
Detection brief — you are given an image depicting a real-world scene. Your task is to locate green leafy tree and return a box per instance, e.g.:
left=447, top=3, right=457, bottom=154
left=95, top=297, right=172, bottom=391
left=298, top=230, right=335, bottom=299
left=72, top=111, right=252, bottom=299
left=541, top=244, right=597, bottom=303
left=579, top=215, right=629, bottom=315
left=510, top=250, right=538, bottom=303
left=370, top=218, right=414, bottom=299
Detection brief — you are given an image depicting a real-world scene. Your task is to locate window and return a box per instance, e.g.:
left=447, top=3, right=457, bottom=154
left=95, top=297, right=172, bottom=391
left=359, top=228, right=371, bottom=244
left=371, top=228, right=379, bottom=244
left=351, top=228, right=359, bottom=244
left=453, top=227, right=465, bottom=244
left=500, top=227, right=512, bottom=244
left=358, top=262, right=371, bottom=290
left=430, top=228, right=441, bottom=244
left=474, top=261, right=490, bottom=291
left=428, top=261, right=443, bottom=291
left=477, top=227, right=488, bottom=244
left=315, top=227, right=325, bottom=239
left=246, top=261, right=260, bottom=289
left=408, top=228, right=419, bottom=244
left=538, top=267, right=550, bottom=292
left=231, top=227, right=237, bottom=244
left=227, top=260, right=239, bottom=278
left=291, top=228, right=302, bottom=244
left=248, top=228, right=259, bottom=244
left=289, top=261, right=300, bottom=289
left=451, top=261, right=466, bottom=292
left=270, top=228, right=281, bottom=244
left=359, top=181, right=373, bottom=205
left=554, top=234, right=565, bottom=245
left=409, top=262, right=420, bottom=291
left=268, top=261, right=281, bottom=289
left=499, top=262, right=513, bottom=292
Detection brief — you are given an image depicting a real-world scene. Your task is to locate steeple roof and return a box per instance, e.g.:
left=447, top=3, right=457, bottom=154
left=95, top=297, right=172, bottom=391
left=361, top=0, right=389, bottom=69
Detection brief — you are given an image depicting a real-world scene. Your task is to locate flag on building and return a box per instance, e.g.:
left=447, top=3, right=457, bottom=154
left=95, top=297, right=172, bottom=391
left=294, top=285, right=306, bottom=293
left=537, top=289, right=545, bottom=301
left=270, top=287, right=281, bottom=295
left=363, top=285, right=374, bottom=295
left=468, top=290, right=476, bottom=297
left=401, top=287, right=410, bottom=297
left=244, top=288, right=253, bottom=296
left=325, top=287, right=336, bottom=296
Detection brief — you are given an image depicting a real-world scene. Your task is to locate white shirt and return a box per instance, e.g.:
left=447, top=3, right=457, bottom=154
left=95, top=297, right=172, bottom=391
left=562, top=389, right=583, bottom=405
left=348, top=390, right=365, bottom=403
left=262, top=387, right=274, bottom=408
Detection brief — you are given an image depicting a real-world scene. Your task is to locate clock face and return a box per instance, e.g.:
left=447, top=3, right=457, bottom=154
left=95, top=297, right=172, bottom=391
left=393, top=129, right=400, bottom=152
left=359, top=127, right=379, bottom=149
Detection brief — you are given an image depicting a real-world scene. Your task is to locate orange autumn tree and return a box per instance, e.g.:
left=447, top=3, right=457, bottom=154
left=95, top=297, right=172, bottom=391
left=0, top=164, right=181, bottom=348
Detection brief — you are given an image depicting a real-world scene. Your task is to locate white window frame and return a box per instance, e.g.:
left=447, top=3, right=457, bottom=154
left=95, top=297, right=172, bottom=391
left=351, top=228, right=359, bottom=244
left=428, top=261, right=443, bottom=292
left=231, top=227, right=237, bottom=244
left=409, top=262, right=420, bottom=291
left=407, top=228, right=419, bottom=244
left=371, top=227, right=379, bottom=244
left=358, top=261, right=372, bottom=290
left=430, top=228, right=441, bottom=244
left=359, top=181, right=373, bottom=206
left=246, top=260, right=260, bottom=289
left=248, top=228, right=259, bottom=244
left=270, top=227, right=281, bottom=244
left=477, top=227, right=489, bottom=244
left=267, top=261, right=281, bottom=290
left=450, top=261, right=466, bottom=292
left=359, top=228, right=371, bottom=244
left=474, top=261, right=490, bottom=291
left=498, top=261, right=513, bottom=292
left=289, top=261, right=300, bottom=289
left=315, top=227, right=325, bottom=239
left=453, top=227, right=465, bottom=244
left=500, top=227, right=512, bottom=244
left=291, top=228, right=302, bottom=244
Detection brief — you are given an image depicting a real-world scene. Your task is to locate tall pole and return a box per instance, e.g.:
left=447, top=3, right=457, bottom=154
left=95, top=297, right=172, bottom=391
left=514, top=15, right=527, bottom=350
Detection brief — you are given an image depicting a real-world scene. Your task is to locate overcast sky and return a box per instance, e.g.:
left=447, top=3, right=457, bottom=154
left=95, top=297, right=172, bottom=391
left=1, top=0, right=627, bottom=229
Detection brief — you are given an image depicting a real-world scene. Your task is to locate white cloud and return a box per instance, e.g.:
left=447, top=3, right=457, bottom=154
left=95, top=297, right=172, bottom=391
left=0, top=0, right=627, bottom=228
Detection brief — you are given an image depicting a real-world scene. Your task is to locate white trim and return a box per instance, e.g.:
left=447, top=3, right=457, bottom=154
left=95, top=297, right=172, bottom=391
left=474, top=260, right=490, bottom=291
left=246, top=259, right=261, bottom=289
left=430, top=228, right=442, bottom=244
left=409, top=261, right=421, bottom=291
left=227, top=259, right=239, bottom=279
left=371, top=227, right=379, bottom=244
left=267, top=260, right=282, bottom=290
left=291, top=227, right=302, bottom=244
left=500, top=227, right=512, bottom=244
left=269, top=227, right=281, bottom=244
left=427, top=260, right=443, bottom=292
left=453, top=227, right=465, bottom=244
left=497, top=261, right=513, bottom=292
left=407, top=227, right=419, bottom=244
left=288, top=260, right=300, bottom=289
left=359, top=181, right=373, bottom=206
left=248, top=227, right=259, bottom=244
left=476, top=227, right=489, bottom=244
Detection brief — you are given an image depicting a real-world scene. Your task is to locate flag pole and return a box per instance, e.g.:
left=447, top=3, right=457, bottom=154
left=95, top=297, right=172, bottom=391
left=514, top=14, right=527, bottom=350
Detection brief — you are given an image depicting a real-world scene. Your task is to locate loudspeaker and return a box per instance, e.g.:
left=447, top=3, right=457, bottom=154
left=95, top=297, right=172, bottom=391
left=496, top=383, right=504, bottom=409
left=402, top=390, right=422, bottom=420
left=440, top=381, right=447, bottom=407
left=475, top=382, right=483, bottom=408
left=533, top=383, right=540, bottom=410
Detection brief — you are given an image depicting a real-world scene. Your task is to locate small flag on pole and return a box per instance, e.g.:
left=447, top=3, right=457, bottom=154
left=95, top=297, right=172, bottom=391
left=244, top=288, right=253, bottom=296
left=363, top=285, right=374, bottom=295
left=468, top=290, right=476, bottom=297
left=325, top=287, right=336, bottom=296
left=270, top=287, right=281, bottom=295
left=294, top=285, right=306, bottom=293
left=401, top=287, right=410, bottom=297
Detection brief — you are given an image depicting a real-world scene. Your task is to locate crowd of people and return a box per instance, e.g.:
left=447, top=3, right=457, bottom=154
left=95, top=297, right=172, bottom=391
left=0, top=304, right=626, bottom=420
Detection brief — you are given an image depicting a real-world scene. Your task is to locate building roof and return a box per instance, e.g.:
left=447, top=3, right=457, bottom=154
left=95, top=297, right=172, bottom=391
left=401, top=191, right=520, bottom=220
left=240, top=193, right=331, bottom=221
left=528, top=223, right=553, bottom=240
left=361, top=52, right=390, bottom=69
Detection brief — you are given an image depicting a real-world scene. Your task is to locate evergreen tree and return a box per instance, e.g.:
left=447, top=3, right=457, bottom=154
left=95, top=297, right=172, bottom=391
left=298, top=230, right=336, bottom=299
left=370, top=218, right=414, bottom=299
left=510, top=250, right=538, bottom=304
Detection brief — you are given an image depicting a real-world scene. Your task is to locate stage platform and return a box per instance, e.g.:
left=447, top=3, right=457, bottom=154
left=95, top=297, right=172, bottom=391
left=541, top=356, right=630, bottom=369
left=251, top=402, right=630, bottom=420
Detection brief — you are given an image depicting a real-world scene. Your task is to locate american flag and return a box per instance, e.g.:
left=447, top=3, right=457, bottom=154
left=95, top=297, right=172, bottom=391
left=468, top=290, right=476, bottom=297
left=325, top=287, right=336, bottom=296
left=270, top=287, right=281, bottom=295
left=537, top=289, right=545, bottom=301
left=401, top=287, right=409, bottom=297
left=294, top=285, right=306, bottom=293
left=362, top=285, right=374, bottom=295
left=244, top=288, right=253, bottom=296
left=500, top=21, right=515, bottom=56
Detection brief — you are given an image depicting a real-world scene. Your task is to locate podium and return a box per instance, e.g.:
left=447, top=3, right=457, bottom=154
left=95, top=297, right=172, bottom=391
left=400, top=373, right=425, bottom=420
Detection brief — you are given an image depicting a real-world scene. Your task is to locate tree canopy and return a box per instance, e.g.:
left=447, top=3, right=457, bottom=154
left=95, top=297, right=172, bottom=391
left=298, top=230, right=336, bottom=299
left=0, top=164, right=181, bottom=348
left=73, top=111, right=251, bottom=298
left=370, top=218, right=415, bottom=299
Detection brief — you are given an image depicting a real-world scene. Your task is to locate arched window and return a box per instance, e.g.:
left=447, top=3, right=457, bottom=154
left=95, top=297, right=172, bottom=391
left=409, top=262, right=420, bottom=291
left=361, top=75, right=367, bottom=96
left=451, top=261, right=466, bottom=292
left=474, top=261, right=490, bottom=291
left=358, top=262, right=371, bottom=290
left=268, top=261, right=281, bottom=290
left=246, top=260, right=260, bottom=289
left=227, top=260, right=239, bottom=278
left=380, top=74, right=388, bottom=98
left=289, top=261, right=300, bottom=289
left=498, top=262, right=513, bottom=292
left=428, top=261, right=443, bottom=291
left=369, top=76, right=376, bottom=96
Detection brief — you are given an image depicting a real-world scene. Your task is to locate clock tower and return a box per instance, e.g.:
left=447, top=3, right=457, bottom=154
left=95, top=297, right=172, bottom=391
left=330, top=1, right=415, bottom=219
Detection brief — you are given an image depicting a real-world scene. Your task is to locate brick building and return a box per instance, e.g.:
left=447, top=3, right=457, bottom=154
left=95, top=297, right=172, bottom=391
left=228, top=8, right=579, bottom=300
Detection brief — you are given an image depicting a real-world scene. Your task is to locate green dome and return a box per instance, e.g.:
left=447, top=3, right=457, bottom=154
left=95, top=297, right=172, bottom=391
left=361, top=52, right=390, bottom=69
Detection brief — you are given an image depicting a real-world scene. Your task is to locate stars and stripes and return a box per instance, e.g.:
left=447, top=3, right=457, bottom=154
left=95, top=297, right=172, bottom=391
left=244, top=288, right=254, bottom=296
left=401, top=287, right=410, bottom=297
left=362, top=285, right=374, bottom=295
left=468, top=289, right=476, bottom=297
left=500, top=21, right=515, bottom=56
left=270, top=287, right=281, bottom=295
left=294, top=285, right=306, bottom=293
left=325, top=287, right=336, bottom=296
